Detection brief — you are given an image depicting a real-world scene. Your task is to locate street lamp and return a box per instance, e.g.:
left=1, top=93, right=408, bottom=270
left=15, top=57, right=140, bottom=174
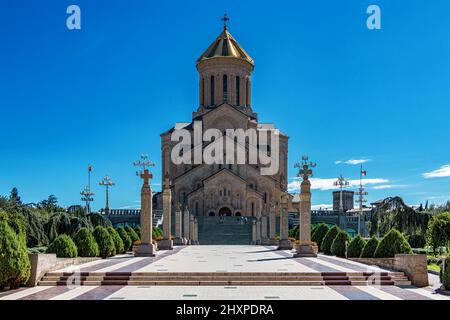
left=99, top=175, right=115, bottom=215
left=80, top=186, right=94, bottom=215
left=334, top=174, right=349, bottom=213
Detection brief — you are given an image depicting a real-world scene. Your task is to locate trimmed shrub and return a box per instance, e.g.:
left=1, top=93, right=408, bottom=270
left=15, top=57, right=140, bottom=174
left=44, top=212, right=71, bottom=243
left=93, top=226, right=116, bottom=258
left=117, top=227, right=132, bottom=251
left=73, top=227, right=99, bottom=257
left=441, top=257, right=450, bottom=290
left=152, top=227, right=163, bottom=239
left=374, top=228, right=412, bottom=258
left=134, top=226, right=141, bottom=238
left=321, top=225, right=340, bottom=255
left=347, top=235, right=366, bottom=258
left=0, top=220, right=31, bottom=289
left=407, top=233, right=426, bottom=249
left=89, top=213, right=112, bottom=228
left=331, top=230, right=351, bottom=257
left=47, top=234, right=78, bottom=258
left=426, top=212, right=450, bottom=252
left=312, top=223, right=330, bottom=249
left=360, top=236, right=380, bottom=258
left=107, top=226, right=125, bottom=254
left=125, top=225, right=139, bottom=242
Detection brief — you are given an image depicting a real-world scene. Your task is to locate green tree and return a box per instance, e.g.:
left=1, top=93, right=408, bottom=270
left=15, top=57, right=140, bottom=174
left=426, top=212, right=450, bottom=252
left=93, top=226, right=116, bottom=258
left=331, top=230, right=351, bottom=257
left=9, top=187, right=21, bottom=205
left=125, top=225, right=139, bottom=242
left=73, top=228, right=99, bottom=257
left=47, top=234, right=78, bottom=258
left=360, top=236, right=380, bottom=258
left=117, top=227, right=132, bottom=251
left=107, top=226, right=125, bottom=254
left=347, top=235, right=367, bottom=258
left=311, top=223, right=330, bottom=249
left=374, top=228, right=412, bottom=258
left=321, top=225, right=340, bottom=255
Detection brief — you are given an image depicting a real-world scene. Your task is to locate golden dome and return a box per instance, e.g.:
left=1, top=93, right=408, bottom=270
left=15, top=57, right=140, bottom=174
left=196, top=27, right=254, bottom=65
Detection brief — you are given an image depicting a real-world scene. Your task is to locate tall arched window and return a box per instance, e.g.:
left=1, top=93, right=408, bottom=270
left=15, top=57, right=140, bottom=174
left=223, top=74, right=228, bottom=103
left=245, top=78, right=249, bottom=107
left=251, top=202, right=255, bottom=216
left=236, top=76, right=240, bottom=106
left=201, top=78, right=205, bottom=106
left=210, top=76, right=215, bottom=105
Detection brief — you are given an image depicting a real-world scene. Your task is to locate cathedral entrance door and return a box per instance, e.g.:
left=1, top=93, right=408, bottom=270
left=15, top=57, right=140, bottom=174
left=218, top=207, right=232, bottom=216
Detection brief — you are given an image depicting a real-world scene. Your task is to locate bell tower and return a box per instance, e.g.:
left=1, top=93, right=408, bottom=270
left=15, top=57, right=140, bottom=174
left=195, top=14, right=255, bottom=118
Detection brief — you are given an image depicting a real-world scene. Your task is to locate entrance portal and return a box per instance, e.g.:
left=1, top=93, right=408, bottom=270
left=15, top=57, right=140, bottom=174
left=218, top=207, right=232, bottom=216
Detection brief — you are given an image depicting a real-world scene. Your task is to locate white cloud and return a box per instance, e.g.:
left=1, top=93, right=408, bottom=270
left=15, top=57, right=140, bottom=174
left=288, top=177, right=389, bottom=192
left=311, top=204, right=333, bottom=210
left=372, top=184, right=408, bottom=190
left=344, top=159, right=371, bottom=165
left=117, top=204, right=140, bottom=209
left=334, top=160, right=342, bottom=164
left=423, top=164, right=450, bottom=179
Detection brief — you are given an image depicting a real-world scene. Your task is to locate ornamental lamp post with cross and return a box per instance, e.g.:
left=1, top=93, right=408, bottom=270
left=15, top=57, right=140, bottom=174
left=293, top=155, right=317, bottom=257
left=80, top=186, right=94, bottom=215
left=334, top=174, right=350, bottom=213
left=133, top=154, right=156, bottom=257
left=99, top=175, right=115, bottom=215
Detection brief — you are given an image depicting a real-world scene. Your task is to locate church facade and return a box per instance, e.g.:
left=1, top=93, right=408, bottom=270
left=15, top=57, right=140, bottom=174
left=155, top=24, right=293, bottom=219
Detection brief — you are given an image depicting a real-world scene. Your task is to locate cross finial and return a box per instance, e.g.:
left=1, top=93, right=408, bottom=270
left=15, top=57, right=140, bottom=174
left=294, top=155, right=316, bottom=181
left=221, top=13, right=230, bottom=30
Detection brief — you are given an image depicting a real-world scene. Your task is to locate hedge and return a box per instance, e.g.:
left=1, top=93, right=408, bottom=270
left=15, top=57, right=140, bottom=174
left=117, top=227, right=132, bottom=251
left=407, top=233, right=426, bottom=249
left=47, top=234, right=78, bottom=258
left=311, top=223, right=330, bottom=249
left=321, top=225, right=340, bottom=255
left=360, top=236, right=380, bottom=258
left=347, top=235, right=367, bottom=258
left=0, top=220, right=31, bottom=289
left=441, top=257, right=450, bottom=290
left=107, top=226, right=125, bottom=254
left=73, top=227, right=99, bottom=257
left=125, top=225, right=139, bottom=242
left=331, top=230, right=351, bottom=257
left=374, top=228, right=412, bottom=258
left=134, top=226, right=141, bottom=238
left=93, top=226, right=116, bottom=258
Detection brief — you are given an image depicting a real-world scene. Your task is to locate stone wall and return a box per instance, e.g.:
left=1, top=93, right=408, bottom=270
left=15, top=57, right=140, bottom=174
left=28, top=253, right=100, bottom=287
left=349, top=254, right=429, bottom=287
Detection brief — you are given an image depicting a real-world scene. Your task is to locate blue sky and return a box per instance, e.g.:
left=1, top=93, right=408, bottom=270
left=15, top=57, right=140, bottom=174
left=0, top=0, right=449, bottom=210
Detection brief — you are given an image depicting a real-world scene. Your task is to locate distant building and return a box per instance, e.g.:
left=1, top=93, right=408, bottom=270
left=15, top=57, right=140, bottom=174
left=332, top=190, right=354, bottom=212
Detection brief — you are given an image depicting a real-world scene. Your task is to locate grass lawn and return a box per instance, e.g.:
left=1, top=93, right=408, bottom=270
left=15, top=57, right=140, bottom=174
left=428, top=263, right=440, bottom=272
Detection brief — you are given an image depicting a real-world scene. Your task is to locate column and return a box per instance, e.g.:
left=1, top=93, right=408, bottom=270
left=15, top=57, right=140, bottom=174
left=135, top=170, right=156, bottom=256
left=183, top=206, right=190, bottom=245
left=205, top=74, right=210, bottom=107
left=194, top=217, right=199, bottom=245
left=294, top=179, right=317, bottom=257
left=269, top=203, right=278, bottom=245
left=173, top=203, right=183, bottom=245
left=252, top=219, right=257, bottom=244
left=189, top=214, right=195, bottom=245
left=261, top=216, right=269, bottom=245
left=159, top=186, right=173, bottom=250
left=255, top=217, right=261, bottom=245
left=239, top=75, right=246, bottom=107
left=277, top=194, right=292, bottom=250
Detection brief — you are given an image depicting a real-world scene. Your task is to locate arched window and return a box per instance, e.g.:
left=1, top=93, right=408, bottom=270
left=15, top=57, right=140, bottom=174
left=223, top=74, right=228, bottom=103
left=251, top=202, right=255, bottom=216
left=195, top=202, right=199, bottom=215
left=201, top=78, right=205, bottom=106
left=210, top=76, right=215, bottom=105
left=236, top=76, right=240, bottom=106
left=245, top=78, right=249, bottom=107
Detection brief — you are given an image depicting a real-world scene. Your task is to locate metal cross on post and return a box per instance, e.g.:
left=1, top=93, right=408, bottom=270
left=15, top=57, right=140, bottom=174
left=133, top=154, right=155, bottom=186
left=221, top=13, right=230, bottom=29
left=295, top=155, right=316, bottom=181
left=80, top=186, right=94, bottom=215
left=99, top=175, right=115, bottom=214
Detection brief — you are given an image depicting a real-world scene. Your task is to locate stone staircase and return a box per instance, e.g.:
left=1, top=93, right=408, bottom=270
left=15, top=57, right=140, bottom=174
left=197, top=216, right=253, bottom=245
left=38, top=271, right=411, bottom=286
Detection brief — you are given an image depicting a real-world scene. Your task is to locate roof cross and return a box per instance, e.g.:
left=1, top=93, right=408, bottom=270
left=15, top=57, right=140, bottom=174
left=221, top=13, right=230, bottom=29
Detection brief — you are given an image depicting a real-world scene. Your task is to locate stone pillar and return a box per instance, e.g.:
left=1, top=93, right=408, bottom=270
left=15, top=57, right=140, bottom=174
left=183, top=206, right=190, bottom=245
left=173, top=203, right=184, bottom=245
left=252, top=219, right=257, bottom=244
left=255, top=217, right=262, bottom=245
left=260, top=216, right=269, bottom=245
left=294, top=179, right=317, bottom=257
left=277, top=195, right=292, bottom=250
left=189, top=214, right=195, bottom=245
left=194, top=217, right=199, bottom=245
left=159, top=185, right=173, bottom=250
left=135, top=169, right=156, bottom=257
left=269, top=203, right=278, bottom=245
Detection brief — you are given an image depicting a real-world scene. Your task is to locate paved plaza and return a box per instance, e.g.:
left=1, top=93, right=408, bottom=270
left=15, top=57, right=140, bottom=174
left=1, top=246, right=448, bottom=300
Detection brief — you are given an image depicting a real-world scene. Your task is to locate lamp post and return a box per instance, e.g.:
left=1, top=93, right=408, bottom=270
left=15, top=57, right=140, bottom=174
left=355, top=165, right=368, bottom=235
left=80, top=186, right=94, bottom=215
left=334, top=174, right=350, bottom=213
left=99, top=175, right=115, bottom=215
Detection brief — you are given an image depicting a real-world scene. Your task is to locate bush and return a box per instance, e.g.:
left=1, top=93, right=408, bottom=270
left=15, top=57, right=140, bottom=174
left=152, top=227, right=163, bottom=239
left=117, top=227, right=132, bottom=251
left=47, top=234, right=78, bottom=258
left=426, top=212, right=450, bottom=252
left=73, top=227, right=99, bottom=257
left=312, top=223, right=330, bottom=249
left=331, top=230, right=351, bottom=257
left=407, top=233, right=426, bottom=249
left=0, top=220, right=31, bottom=289
left=107, top=226, right=125, bottom=254
left=360, top=236, right=380, bottom=258
left=441, top=257, right=450, bottom=290
left=321, top=225, right=340, bottom=255
left=89, top=213, right=112, bottom=228
left=347, top=235, right=367, bottom=258
left=44, top=212, right=72, bottom=243
left=125, top=225, right=139, bottom=242
left=134, top=226, right=141, bottom=238
left=374, top=228, right=413, bottom=258
left=93, top=226, right=116, bottom=258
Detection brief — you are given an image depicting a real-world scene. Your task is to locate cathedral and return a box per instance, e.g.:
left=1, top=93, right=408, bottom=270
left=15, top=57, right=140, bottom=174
left=154, top=21, right=293, bottom=222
